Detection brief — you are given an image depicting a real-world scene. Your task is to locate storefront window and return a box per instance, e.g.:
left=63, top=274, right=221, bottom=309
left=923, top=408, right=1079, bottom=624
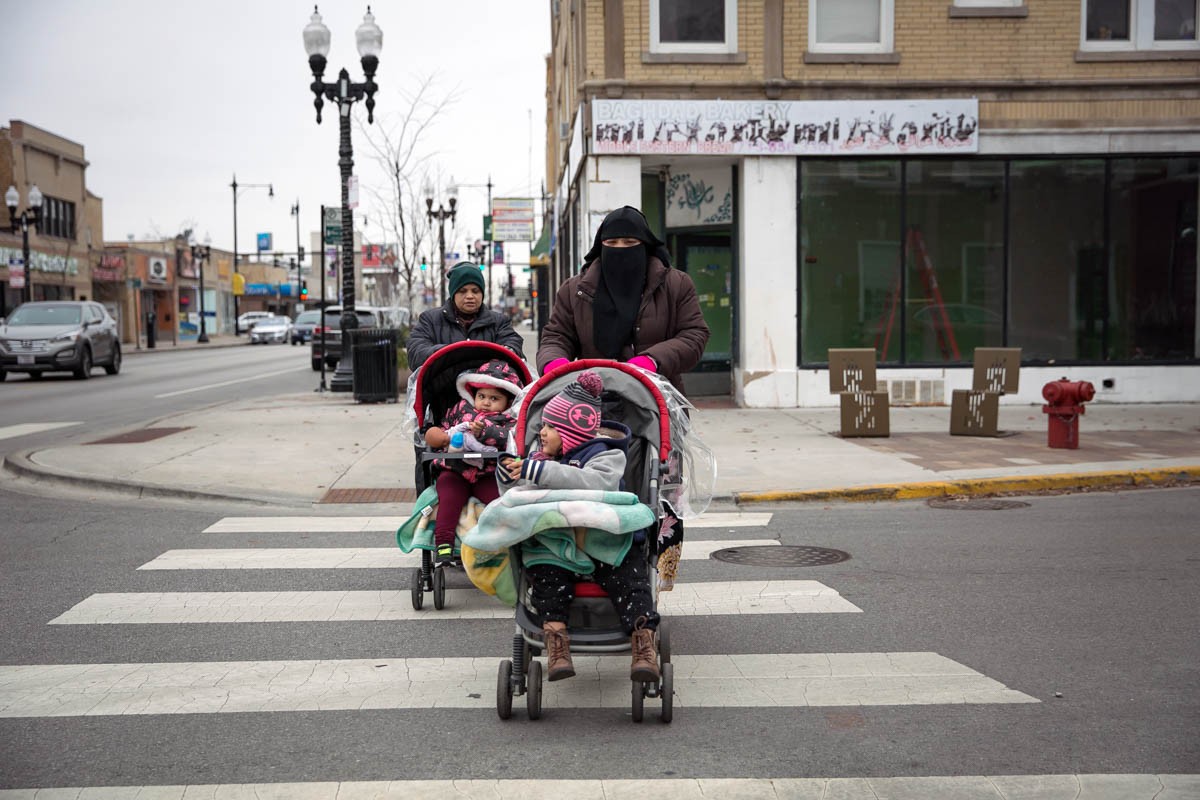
left=904, top=160, right=1006, bottom=363
left=799, top=154, right=1197, bottom=366
left=1009, top=159, right=1106, bottom=361
left=1109, top=156, right=1198, bottom=359
left=800, top=160, right=902, bottom=364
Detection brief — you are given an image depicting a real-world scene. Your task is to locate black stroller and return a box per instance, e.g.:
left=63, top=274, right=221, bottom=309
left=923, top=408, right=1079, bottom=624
left=495, top=360, right=677, bottom=723
left=405, top=339, right=532, bottom=610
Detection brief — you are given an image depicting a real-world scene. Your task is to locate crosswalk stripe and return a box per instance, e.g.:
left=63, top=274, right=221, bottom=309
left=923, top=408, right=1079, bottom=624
left=0, top=422, right=82, bottom=442
left=1, top=775, right=1195, bottom=799
left=48, top=580, right=860, bottom=624
left=137, top=540, right=779, bottom=570
left=200, top=512, right=773, bottom=534
left=0, top=652, right=1035, bottom=717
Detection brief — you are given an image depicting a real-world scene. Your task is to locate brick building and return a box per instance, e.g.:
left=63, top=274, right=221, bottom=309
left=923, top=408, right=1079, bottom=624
left=1, top=121, right=101, bottom=319
left=543, top=0, right=1199, bottom=405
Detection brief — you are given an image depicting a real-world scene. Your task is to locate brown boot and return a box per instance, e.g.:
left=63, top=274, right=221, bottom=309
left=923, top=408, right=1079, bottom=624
left=543, top=622, right=575, bottom=681
left=630, top=623, right=660, bottom=683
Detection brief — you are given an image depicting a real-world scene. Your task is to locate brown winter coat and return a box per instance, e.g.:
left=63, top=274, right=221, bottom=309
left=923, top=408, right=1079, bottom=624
left=536, top=255, right=710, bottom=394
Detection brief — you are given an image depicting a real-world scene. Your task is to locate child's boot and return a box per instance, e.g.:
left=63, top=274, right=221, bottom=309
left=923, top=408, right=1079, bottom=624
left=543, top=622, right=575, bottom=681
left=435, top=542, right=455, bottom=566
left=630, top=623, right=660, bottom=683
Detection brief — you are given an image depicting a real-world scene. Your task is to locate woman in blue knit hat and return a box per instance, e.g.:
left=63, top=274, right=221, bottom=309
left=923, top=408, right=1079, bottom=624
left=406, top=261, right=525, bottom=369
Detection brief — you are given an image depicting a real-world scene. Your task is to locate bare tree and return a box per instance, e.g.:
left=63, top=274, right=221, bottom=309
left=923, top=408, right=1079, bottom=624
left=357, top=74, right=460, bottom=317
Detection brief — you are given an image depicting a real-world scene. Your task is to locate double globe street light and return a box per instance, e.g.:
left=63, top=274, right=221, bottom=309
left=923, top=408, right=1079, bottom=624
left=303, top=5, right=382, bottom=393
left=424, top=180, right=457, bottom=306
left=230, top=176, right=273, bottom=335
left=5, top=184, right=43, bottom=306
left=189, top=236, right=212, bottom=343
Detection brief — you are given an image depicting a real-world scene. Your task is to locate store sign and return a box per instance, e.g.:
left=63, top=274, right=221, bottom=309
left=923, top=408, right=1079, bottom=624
left=256, top=233, right=272, bottom=252
left=0, top=245, right=79, bottom=276
left=94, top=254, right=124, bottom=282
left=592, top=98, right=979, bottom=156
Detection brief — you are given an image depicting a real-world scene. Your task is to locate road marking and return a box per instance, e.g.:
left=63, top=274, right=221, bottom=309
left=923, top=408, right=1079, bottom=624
left=137, top=540, right=780, bottom=570
left=2, top=776, right=1190, bottom=799
left=200, top=511, right=773, bottom=533
left=154, top=367, right=303, bottom=399
left=0, top=651, right=1035, bottom=717
left=49, top=580, right=860, bottom=624
left=0, top=422, right=82, bottom=442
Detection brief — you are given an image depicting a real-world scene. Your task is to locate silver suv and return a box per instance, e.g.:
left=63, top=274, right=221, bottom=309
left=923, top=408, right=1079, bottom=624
left=0, top=301, right=122, bottom=381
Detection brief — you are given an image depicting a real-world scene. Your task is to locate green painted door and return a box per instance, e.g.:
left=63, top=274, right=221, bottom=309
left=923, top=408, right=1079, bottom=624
left=679, top=237, right=733, bottom=367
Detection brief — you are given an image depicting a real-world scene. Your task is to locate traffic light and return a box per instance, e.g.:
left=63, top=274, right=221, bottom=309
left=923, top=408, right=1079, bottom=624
left=300, top=281, right=308, bottom=301
left=419, top=258, right=427, bottom=271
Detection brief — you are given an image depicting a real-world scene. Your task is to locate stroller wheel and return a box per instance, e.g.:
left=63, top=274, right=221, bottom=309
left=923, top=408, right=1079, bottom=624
left=658, top=619, right=671, bottom=664
left=432, top=567, right=446, bottom=610
left=631, top=678, right=645, bottom=723
left=527, top=659, right=543, bottom=720
left=410, top=567, right=424, bottom=611
left=659, top=662, right=674, bottom=724
left=497, top=660, right=513, bottom=720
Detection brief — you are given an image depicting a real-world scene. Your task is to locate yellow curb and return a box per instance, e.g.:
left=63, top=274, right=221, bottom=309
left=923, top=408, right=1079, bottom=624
left=733, top=465, right=1200, bottom=505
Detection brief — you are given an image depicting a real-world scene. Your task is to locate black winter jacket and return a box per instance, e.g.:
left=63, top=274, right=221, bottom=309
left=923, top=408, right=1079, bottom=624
left=406, top=301, right=525, bottom=369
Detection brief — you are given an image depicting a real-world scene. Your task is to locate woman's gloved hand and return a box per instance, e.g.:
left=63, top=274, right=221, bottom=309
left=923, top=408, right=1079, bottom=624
left=543, top=357, right=570, bottom=375
left=627, top=355, right=657, bottom=372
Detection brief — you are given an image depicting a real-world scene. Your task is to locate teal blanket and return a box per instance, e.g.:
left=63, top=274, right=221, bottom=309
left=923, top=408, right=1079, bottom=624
left=461, top=487, right=656, bottom=574
left=395, top=485, right=485, bottom=554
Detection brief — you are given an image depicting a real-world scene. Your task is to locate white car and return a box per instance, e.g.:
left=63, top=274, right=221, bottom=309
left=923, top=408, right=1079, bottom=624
left=237, top=311, right=274, bottom=332
left=248, top=316, right=293, bottom=344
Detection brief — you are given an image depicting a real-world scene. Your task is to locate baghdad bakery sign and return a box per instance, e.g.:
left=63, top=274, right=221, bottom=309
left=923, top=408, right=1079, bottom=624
left=592, top=98, right=978, bottom=156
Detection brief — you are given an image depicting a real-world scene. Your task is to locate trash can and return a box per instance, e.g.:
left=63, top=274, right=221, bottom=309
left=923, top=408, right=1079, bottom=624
left=349, top=327, right=401, bottom=403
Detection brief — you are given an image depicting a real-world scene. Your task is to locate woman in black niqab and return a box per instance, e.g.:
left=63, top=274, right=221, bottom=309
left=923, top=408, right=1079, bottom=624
left=584, top=206, right=669, bottom=359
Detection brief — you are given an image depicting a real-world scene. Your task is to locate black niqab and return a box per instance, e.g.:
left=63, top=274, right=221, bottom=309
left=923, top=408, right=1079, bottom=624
left=586, top=206, right=668, bottom=358
left=593, top=244, right=647, bottom=358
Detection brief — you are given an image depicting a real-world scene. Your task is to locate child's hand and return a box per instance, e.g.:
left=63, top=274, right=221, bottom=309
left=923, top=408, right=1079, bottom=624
left=502, top=457, right=523, bottom=480
left=470, top=419, right=486, bottom=436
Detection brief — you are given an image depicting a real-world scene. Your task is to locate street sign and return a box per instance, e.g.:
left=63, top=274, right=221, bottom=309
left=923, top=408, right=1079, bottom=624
left=256, top=233, right=272, bottom=252
left=492, top=198, right=535, bottom=241
left=483, top=215, right=492, bottom=240
left=8, top=256, right=24, bottom=289
left=323, top=208, right=341, bottom=244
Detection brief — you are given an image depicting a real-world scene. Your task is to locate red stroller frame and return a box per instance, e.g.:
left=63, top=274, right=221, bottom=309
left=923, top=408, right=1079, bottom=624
left=408, top=340, right=532, bottom=610
left=497, top=359, right=676, bottom=723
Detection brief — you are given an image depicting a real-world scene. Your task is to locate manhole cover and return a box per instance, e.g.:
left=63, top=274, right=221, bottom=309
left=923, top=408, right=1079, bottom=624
left=926, top=497, right=1031, bottom=511
left=710, top=545, right=850, bottom=567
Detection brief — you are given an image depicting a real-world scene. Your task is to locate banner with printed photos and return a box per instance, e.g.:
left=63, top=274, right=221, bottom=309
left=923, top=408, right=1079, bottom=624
left=592, top=98, right=979, bottom=157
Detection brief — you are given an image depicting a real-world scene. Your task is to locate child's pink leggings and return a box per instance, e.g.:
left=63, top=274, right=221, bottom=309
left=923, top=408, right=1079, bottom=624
left=434, top=469, right=500, bottom=548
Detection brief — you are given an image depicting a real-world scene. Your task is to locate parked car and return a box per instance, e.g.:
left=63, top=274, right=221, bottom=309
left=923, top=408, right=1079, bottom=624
left=237, top=311, right=274, bottom=332
left=310, top=307, right=384, bottom=371
left=0, top=300, right=121, bottom=381
left=248, top=315, right=293, bottom=344
left=291, top=309, right=324, bottom=345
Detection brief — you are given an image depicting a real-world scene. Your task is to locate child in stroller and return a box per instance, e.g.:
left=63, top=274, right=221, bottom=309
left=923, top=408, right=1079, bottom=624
left=401, top=340, right=533, bottom=610
left=477, top=360, right=678, bottom=722
left=499, top=369, right=660, bottom=684
left=427, top=358, right=526, bottom=565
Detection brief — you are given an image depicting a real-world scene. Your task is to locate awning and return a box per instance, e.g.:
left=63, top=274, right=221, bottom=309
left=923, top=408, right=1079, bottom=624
left=530, top=224, right=550, bottom=267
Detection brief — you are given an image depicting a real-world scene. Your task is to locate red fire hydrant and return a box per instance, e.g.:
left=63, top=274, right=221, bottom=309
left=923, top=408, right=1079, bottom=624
left=1042, top=378, right=1096, bottom=449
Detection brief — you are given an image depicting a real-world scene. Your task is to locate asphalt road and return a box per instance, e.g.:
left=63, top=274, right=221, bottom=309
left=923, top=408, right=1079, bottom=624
left=0, top=485, right=1196, bottom=788
left=0, top=343, right=319, bottom=458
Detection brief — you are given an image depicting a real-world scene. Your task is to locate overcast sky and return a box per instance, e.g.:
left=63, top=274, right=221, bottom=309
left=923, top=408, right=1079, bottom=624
left=1, top=0, right=550, bottom=275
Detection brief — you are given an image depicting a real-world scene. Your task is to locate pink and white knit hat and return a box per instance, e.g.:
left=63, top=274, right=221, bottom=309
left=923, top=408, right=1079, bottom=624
left=541, top=370, right=603, bottom=453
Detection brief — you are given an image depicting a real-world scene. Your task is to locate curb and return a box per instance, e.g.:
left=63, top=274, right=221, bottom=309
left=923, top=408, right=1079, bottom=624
left=732, top=466, right=1200, bottom=505
left=1, top=450, right=307, bottom=509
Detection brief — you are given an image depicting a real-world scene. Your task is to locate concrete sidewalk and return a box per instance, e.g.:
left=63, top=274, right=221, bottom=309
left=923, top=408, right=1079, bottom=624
left=5, top=385, right=1199, bottom=509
